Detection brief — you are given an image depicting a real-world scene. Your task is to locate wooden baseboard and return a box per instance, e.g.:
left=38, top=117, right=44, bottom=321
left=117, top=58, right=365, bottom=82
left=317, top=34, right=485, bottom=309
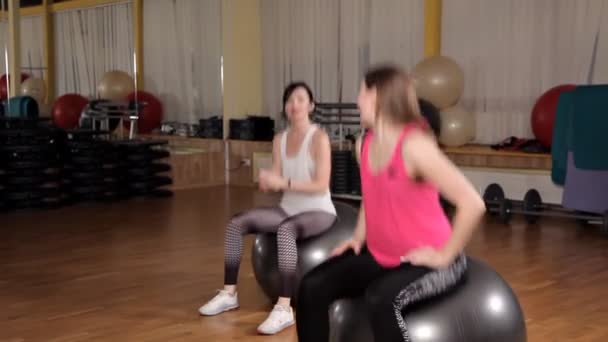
left=444, top=144, right=551, bottom=170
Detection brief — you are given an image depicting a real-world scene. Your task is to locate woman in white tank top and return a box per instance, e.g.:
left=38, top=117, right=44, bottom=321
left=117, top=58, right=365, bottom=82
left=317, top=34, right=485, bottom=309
left=199, top=82, right=336, bottom=335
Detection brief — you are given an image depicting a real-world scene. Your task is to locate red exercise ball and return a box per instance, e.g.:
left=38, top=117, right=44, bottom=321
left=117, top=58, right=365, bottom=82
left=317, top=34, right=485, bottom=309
left=531, top=84, right=577, bottom=148
left=124, top=91, right=163, bottom=134
left=52, top=94, right=89, bottom=129
left=0, top=73, right=30, bottom=100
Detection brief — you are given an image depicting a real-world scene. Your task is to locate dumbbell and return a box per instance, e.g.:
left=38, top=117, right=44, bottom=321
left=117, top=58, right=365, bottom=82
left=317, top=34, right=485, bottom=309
left=483, top=184, right=608, bottom=234
left=483, top=184, right=545, bottom=224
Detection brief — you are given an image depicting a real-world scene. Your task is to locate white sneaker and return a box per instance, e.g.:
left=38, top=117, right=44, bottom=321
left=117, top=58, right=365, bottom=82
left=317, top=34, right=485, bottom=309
left=257, top=304, right=295, bottom=335
left=198, top=290, right=239, bottom=316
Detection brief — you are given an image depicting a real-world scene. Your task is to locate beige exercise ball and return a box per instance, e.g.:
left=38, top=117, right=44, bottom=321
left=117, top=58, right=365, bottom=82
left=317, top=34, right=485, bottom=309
left=21, top=77, right=46, bottom=104
left=439, top=105, right=475, bottom=147
left=412, top=56, right=464, bottom=109
left=97, top=70, right=134, bottom=101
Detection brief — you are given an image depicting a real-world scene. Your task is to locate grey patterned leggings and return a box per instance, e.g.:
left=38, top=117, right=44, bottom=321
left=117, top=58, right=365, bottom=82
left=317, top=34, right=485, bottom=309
left=224, top=206, right=336, bottom=298
left=296, top=247, right=467, bottom=342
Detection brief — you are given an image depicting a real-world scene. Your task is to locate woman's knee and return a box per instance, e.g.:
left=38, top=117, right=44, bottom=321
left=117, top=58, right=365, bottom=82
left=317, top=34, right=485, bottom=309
left=364, top=285, right=392, bottom=313
left=277, top=223, right=297, bottom=245
left=298, top=267, right=328, bottom=301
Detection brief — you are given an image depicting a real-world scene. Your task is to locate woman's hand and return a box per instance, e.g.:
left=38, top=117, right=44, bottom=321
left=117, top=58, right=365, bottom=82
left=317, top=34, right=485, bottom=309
left=400, top=247, right=452, bottom=270
left=330, top=238, right=363, bottom=257
left=259, top=169, right=287, bottom=192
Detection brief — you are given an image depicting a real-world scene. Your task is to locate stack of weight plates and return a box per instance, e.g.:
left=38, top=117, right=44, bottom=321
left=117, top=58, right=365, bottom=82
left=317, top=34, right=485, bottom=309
left=63, top=130, right=124, bottom=202
left=117, top=140, right=173, bottom=198
left=349, top=154, right=361, bottom=196
left=0, top=122, right=65, bottom=210
left=331, top=150, right=351, bottom=195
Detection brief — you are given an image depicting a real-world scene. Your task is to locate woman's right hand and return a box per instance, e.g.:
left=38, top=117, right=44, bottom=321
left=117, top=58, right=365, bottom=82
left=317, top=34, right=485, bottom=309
left=330, top=238, right=363, bottom=257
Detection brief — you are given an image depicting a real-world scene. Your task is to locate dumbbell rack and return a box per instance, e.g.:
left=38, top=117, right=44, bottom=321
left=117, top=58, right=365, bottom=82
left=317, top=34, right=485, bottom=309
left=483, top=183, right=608, bottom=235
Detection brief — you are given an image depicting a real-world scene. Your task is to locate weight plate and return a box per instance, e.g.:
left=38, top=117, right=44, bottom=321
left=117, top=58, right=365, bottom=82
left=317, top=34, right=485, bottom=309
left=498, top=199, right=513, bottom=224
left=69, top=185, right=106, bottom=195
left=4, top=191, right=45, bottom=201
left=483, top=183, right=504, bottom=203
left=130, top=176, right=173, bottom=190
left=4, top=175, right=47, bottom=186
left=7, top=160, right=58, bottom=170
left=523, top=189, right=542, bottom=224
left=146, top=189, right=174, bottom=198
left=483, top=183, right=505, bottom=216
left=126, top=150, right=170, bottom=162
left=115, top=139, right=168, bottom=150
left=126, top=163, right=172, bottom=177
left=0, top=144, right=55, bottom=154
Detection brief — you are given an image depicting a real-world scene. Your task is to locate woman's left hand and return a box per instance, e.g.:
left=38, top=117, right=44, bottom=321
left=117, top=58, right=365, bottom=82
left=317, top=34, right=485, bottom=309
left=400, top=247, right=452, bottom=270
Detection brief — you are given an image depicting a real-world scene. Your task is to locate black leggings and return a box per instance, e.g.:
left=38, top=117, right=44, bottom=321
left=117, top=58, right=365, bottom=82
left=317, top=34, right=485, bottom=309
left=224, top=206, right=336, bottom=298
left=296, top=247, right=467, bottom=342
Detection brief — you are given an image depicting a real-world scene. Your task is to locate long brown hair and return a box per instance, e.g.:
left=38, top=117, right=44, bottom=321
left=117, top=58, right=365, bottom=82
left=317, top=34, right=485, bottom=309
left=363, top=64, right=427, bottom=128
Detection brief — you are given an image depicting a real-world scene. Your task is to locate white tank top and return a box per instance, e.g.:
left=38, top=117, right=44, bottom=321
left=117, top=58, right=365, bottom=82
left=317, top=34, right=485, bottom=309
left=279, top=125, right=336, bottom=217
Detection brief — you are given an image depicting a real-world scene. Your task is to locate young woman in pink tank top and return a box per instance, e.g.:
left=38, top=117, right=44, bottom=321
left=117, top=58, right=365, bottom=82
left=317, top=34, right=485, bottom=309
left=296, top=65, right=486, bottom=342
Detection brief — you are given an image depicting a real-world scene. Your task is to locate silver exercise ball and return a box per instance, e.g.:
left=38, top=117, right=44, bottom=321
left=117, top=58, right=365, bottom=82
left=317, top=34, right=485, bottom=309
left=251, top=201, right=358, bottom=305
left=329, top=257, right=527, bottom=342
left=412, top=55, right=465, bottom=109
left=439, top=105, right=475, bottom=147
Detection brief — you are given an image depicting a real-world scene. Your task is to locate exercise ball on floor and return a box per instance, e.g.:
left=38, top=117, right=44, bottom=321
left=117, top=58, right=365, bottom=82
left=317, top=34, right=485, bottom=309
left=97, top=70, right=135, bottom=101
left=531, top=84, right=576, bottom=148
left=251, top=201, right=358, bottom=305
left=412, top=56, right=464, bottom=109
left=439, top=105, right=475, bottom=147
left=124, top=91, right=163, bottom=134
left=330, top=257, right=527, bottom=342
left=0, top=72, right=30, bottom=100
left=52, top=94, right=89, bottom=129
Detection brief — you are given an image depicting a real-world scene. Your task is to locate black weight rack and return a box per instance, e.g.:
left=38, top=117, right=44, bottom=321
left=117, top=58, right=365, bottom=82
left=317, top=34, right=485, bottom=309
left=314, top=103, right=363, bottom=201
left=62, top=130, right=125, bottom=203
left=0, top=118, right=66, bottom=211
left=115, top=140, right=173, bottom=198
left=0, top=117, right=174, bottom=212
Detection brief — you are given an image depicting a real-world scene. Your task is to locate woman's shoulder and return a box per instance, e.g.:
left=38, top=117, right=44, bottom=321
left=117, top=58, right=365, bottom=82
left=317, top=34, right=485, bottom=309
left=273, top=129, right=287, bottom=143
left=311, top=125, right=330, bottom=144
left=400, top=128, right=441, bottom=167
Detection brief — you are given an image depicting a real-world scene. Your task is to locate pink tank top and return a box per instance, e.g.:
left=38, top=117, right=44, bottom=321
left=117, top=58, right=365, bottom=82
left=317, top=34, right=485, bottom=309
left=361, top=123, right=452, bottom=268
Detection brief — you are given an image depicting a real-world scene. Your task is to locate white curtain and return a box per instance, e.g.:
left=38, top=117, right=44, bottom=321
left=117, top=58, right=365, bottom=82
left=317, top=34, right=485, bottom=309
left=0, top=15, right=45, bottom=79
left=143, top=0, right=223, bottom=123
left=442, top=0, right=607, bottom=144
left=368, top=0, right=424, bottom=71
left=591, top=1, right=608, bottom=84
left=54, top=1, right=134, bottom=98
left=261, top=0, right=424, bottom=119
left=261, top=0, right=341, bottom=117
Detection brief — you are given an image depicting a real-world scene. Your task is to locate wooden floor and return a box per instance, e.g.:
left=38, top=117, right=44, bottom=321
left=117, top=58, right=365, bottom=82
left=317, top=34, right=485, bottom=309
left=2, top=186, right=608, bottom=341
